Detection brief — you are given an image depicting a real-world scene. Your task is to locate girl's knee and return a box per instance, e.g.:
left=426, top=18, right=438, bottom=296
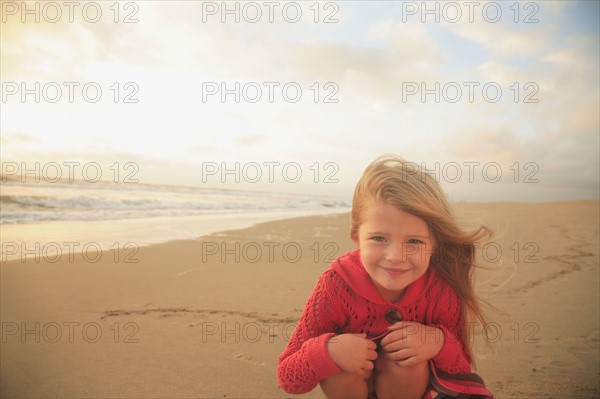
left=374, top=357, right=430, bottom=398
left=320, top=369, right=372, bottom=399
left=375, top=355, right=428, bottom=376
left=321, top=368, right=372, bottom=386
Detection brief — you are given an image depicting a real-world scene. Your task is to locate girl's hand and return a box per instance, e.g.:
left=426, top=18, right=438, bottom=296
left=380, top=322, right=444, bottom=366
left=327, top=333, right=378, bottom=374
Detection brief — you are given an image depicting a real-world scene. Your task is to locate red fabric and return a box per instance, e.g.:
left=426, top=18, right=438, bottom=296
left=427, top=361, right=494, bottom=398
left=277, top=249, right=473, bottom=395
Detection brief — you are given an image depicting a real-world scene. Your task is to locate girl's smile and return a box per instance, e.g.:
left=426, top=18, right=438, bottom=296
left=379, top=266, right=411, bottom=276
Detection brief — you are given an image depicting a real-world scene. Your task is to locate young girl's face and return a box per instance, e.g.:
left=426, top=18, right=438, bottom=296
left=353, top=202, right=434, bottom=303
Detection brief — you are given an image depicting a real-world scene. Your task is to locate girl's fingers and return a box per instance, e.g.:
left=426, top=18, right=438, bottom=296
left=387, top=321, right=405, bottom=331
left=366, top=349, right=378, bottom=361
left=380, top=329, right=406, bottom=346
left=388, top=321, right=420, bottom=331
left=385, top=349, right=413, bottom=362
left=366, top=340, right=377, bottom=351
left=381, top=339, right=408, bottom=353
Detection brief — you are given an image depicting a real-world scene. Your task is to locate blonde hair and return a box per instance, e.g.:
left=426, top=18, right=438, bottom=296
left=351, top=154, right=491, bottom=364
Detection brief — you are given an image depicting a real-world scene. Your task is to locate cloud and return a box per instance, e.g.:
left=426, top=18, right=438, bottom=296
left=1, top=1, right=597, bottom=200
left=233, top=135, right=267, bottom=146
left=440, top=2, right=572, bottom=58
left=0, top=3, right=165, bottom=80
left=0, top=131, right=38, bottom=145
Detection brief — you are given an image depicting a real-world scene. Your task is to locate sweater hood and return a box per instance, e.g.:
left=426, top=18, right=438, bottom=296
left=331, top=249, right=433, bottom=306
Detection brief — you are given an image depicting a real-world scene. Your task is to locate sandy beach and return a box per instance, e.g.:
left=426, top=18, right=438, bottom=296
left=1, top=201, right=598, bottom=398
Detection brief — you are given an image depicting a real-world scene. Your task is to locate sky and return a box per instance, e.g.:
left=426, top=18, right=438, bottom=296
left=1, top=0, right=599, bottom=202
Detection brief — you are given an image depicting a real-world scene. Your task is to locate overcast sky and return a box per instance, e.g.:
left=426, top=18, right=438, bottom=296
left=1, top=1, right=599, bottom=202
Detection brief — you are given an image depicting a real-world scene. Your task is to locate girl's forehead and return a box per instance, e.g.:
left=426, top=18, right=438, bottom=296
left=361, top=203, right=429, bottom=231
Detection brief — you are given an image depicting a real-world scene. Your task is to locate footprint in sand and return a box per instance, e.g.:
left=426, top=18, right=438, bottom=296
left=233, top=352, right=265, bottom=366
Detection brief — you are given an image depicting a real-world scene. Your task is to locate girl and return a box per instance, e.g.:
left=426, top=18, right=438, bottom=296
left=277, top=155, right=493, bottom=399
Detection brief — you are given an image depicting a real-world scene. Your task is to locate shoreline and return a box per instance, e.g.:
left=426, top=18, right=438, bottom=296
left=1, top=201, right=598, bottom=398
left=4, top=200, right=597, bottom=264
left=0, top=207, right=350, bottom=263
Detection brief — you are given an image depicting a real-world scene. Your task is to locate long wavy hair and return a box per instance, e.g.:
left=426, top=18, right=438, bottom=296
left=350, top=154, right=491, bottom=364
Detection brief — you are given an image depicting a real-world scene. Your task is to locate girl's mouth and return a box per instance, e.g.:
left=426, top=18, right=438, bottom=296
left=380, top=266, right=410, bottom=276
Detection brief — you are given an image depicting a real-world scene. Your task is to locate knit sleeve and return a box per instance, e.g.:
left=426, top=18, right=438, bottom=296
left=429, top=284, right=472, bottom=374
left=277, top=271, right=345, bottom=394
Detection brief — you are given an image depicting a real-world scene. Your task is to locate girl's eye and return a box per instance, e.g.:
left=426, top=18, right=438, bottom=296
left=371, top=236, right=385, bottom=242
left=407, top=238, right=423, bottom=244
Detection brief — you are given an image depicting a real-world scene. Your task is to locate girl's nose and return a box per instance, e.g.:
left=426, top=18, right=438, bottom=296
left=386, top=242, right=419, bottom=264
left=385, top=242, right=406, bottom=264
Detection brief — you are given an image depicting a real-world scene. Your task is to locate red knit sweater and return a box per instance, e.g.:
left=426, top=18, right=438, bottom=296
left=277, top=249, right=471, bottom=394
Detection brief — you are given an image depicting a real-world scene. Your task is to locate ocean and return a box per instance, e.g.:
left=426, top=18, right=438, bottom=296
left=0, top=179, right=350, bottom=261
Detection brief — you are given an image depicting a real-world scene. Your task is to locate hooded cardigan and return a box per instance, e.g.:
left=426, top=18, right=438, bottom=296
left=277, top=249, right=473, bottom=395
